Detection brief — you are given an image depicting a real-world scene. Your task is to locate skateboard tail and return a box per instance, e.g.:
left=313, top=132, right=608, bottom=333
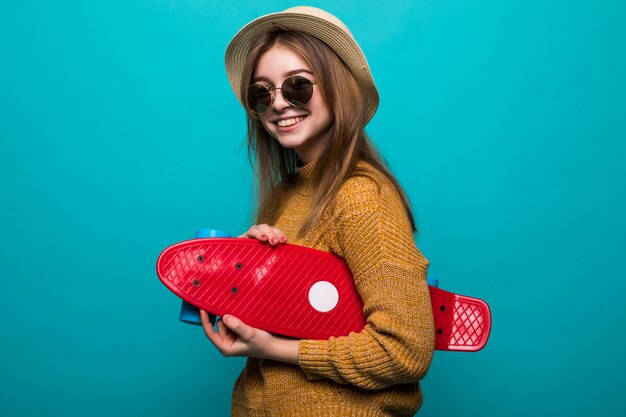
left=429, top=286, right=491, bottom=352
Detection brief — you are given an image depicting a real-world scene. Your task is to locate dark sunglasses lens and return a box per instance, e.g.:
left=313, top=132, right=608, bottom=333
left=247, top=84, right=272, bottom=113
left=283, top=77, right=314, bottom=106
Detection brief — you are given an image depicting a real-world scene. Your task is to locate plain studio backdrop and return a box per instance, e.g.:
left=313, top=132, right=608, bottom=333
left=1, top=1, right=624, bottom=416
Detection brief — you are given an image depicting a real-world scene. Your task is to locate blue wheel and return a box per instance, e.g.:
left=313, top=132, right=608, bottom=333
left=427, top=276, right=439, bottom=288
left=195, top=228, right=230, bottom=238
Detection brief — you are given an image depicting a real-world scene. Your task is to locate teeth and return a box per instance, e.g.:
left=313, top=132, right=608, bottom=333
left=277, top=116, right=304, bottom=127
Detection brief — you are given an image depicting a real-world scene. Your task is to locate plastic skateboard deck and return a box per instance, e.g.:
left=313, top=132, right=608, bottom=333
left=157, top=237, right=491, bottom=351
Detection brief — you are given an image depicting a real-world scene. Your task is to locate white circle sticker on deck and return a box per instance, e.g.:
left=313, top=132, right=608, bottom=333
left=308, top=281, right=339, bottom=313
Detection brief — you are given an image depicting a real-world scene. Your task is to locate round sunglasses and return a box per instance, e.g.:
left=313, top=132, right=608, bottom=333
left=247, top=76, right=318, bottom=114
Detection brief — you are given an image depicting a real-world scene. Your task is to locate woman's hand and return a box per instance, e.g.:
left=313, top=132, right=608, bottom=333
left=239, top=224, right=288, bottom=246
left=203, top=225, right=296, bottom=363
left=200, top=310, right=299, bottom=365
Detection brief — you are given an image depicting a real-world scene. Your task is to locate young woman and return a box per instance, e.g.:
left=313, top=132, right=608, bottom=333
left=199, top=7, right=435, bottom=416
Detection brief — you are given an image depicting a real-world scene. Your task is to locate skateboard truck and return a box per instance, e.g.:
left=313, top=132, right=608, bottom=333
left=178, top=228, right=229, bottom=326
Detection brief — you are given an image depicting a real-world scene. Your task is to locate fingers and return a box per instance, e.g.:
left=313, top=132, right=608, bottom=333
left=200, top=310, right=221, bottom=345
left=216, top=318, right=229, bottom=337
left=201, top=310, right=236, bottom=356
left=201, top=311, right=252, bottom=356
left=199, top=309, right=212, bottom=332
left=239, top=224, right=288, bottom=246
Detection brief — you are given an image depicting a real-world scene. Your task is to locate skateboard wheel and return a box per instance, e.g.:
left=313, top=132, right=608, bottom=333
left=427, top=276, right=439, bottom=288
left=195, top=228, right=230, bottom=239
left=179, top=301, right=216, bottom=326
left=179, top=300, right=202, bottom=326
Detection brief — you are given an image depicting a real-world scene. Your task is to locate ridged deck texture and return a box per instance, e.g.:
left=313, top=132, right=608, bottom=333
left=157, top=238, right=365, bottom=339
left=157, top=238, right=491, bottom=350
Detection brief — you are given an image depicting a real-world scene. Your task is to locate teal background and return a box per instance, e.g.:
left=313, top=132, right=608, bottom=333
left=1, top=0, right=624, bottom=416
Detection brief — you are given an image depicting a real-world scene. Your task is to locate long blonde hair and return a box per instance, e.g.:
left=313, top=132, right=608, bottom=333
left=240, top=29, right=416, bottom=237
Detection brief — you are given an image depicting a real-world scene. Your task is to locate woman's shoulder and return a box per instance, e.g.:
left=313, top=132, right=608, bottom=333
left=342, top=161, right=393, bottom=193
left=336, top=161, right=401, bottom=209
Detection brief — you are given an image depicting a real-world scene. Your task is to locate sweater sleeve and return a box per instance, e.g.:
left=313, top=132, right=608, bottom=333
left=297, top=174, right=435, bottom=390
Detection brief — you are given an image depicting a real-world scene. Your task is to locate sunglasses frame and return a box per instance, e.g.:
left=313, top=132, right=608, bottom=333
left=247, top=76, right=318, bottom=114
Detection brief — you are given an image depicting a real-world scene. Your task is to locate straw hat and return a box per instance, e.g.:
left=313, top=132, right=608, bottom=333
left=225, top=6, right=379, bottom=124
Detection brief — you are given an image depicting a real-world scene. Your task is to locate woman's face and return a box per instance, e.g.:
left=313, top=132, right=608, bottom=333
left=253, top=44, right=333, bottom=164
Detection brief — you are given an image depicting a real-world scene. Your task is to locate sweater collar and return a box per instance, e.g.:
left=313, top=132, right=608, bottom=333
left=297, top=160, right=317, bottom=181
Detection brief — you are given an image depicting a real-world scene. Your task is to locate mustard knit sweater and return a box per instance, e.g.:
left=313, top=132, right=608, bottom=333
left=232, top=162, right=435, bottom=417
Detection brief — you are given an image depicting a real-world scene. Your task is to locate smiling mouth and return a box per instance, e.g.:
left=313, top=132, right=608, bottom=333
left=276, top=116, right=305, bottom=127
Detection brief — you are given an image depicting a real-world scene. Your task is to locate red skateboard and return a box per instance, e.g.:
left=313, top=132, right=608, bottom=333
left=157, top=235, right=491, bottom=351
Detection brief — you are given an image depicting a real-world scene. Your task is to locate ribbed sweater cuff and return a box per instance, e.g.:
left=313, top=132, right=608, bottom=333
left=298, top=339, right=331, bottom=381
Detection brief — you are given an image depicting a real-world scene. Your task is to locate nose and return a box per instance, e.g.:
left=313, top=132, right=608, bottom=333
left=271, top=87, right=291, bottom=111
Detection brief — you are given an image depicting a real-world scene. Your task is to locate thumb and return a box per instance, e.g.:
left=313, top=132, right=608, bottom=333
left=222, top=315, right=254, bottom=340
